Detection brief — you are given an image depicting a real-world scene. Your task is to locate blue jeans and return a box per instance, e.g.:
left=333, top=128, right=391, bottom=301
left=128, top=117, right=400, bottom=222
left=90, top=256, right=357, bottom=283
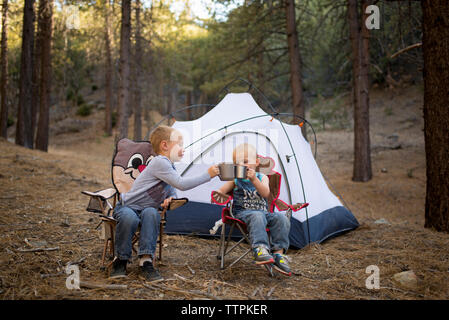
left=234, top=209, right=291, bottom=253
left=113, top=203, right=161, bottom=260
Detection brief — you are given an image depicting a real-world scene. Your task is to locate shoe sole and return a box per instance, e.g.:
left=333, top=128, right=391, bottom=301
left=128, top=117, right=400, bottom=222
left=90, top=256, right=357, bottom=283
left=254, top=258, right=275, bottom=265
left=273, top=264, right=292, bottom=276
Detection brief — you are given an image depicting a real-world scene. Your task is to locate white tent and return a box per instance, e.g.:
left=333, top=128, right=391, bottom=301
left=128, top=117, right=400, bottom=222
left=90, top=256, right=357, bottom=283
left=165, top=92, right=358, bottom=248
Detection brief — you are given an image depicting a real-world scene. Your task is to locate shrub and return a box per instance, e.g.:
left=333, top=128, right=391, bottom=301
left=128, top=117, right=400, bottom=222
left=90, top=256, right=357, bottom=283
left=77, top=94, right=85, bottom=106
left=76, top=104, right=92, bottom=117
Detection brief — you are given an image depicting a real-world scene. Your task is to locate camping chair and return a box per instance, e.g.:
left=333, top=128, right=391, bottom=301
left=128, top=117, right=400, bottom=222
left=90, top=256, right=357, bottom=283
left=82, top=138, right=188, bottom=269
left=211, top=155, right=309, bottom=276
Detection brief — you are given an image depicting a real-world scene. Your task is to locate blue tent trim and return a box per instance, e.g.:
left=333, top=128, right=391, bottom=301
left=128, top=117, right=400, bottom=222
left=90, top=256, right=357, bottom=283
left=165, top=201, right=359, bottom=249
left=288, top=206, right=359, bottom=249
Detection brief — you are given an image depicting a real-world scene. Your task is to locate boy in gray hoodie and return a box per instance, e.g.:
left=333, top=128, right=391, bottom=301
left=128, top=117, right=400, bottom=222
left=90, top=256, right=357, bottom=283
left=110, top=125, right=219, bottom=281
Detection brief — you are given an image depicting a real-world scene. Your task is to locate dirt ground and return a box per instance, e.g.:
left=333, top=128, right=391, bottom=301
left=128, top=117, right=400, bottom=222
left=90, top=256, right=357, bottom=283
left=0, top=85, right=448, bottom=300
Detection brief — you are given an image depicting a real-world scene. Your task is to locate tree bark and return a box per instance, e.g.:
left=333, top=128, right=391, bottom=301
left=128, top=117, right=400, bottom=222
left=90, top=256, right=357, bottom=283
left=16, top=0, right=35, bottom=148
left=31, top=0, right=41, bottom=146
left=284, top=0, right=306, bottom=138
left=422, top=0, right=449, bottom=232
left=117, top=0, right=131, bottom=140
left=0, top=0, right=8, bottom=138
left=133, top=0, right=142, bottom=140
left=35, top=0, right=53, bottom=151
left=348, top=0, right=372, bottom=182
left=103, top=0, right=113, bottom=136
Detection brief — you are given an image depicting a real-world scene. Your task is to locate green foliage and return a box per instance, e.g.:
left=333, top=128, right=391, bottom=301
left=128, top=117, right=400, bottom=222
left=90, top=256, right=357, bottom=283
left=4, top=0, right=422, bottom=126
left=76, top=104, right=92, bottom=117
left=76, top=94, right=85, bottom=106
left=309, top=94, right=350, bottom=131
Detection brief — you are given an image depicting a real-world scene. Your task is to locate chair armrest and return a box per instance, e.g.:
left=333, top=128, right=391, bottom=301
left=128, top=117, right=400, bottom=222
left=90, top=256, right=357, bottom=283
left=274, top=199, right=309, bottom=212
left=211, top=190, right=232, bottom=205
left=168, top=198, right=188, bottom=211
left=290, top=202, right=309, bottom=212
left=99, top=215, right=117, bottom=224
left=81, top=188, right=117, bottom=200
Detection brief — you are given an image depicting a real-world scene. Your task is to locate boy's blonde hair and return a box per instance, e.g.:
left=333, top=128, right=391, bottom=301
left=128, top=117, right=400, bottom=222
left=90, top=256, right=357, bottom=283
left=233, top=143, right=257, bottom=164
left=150, top=125, right=179, bottom=154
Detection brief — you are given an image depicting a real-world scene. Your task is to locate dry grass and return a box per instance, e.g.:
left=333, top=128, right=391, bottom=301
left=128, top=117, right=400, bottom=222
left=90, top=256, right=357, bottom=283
left=0, top=85, right=448, bottom=300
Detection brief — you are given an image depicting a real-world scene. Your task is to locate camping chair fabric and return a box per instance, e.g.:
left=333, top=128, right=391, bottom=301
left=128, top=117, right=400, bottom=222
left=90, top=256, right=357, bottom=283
left=82, top=188, right=117, bottom=215
left=82, top=138, right=188, bottom=268
left=211, top=167, right=309, bottom=274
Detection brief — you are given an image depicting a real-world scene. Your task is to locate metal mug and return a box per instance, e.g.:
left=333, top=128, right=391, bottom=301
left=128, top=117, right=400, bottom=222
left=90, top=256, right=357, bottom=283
left=234, top=165, right=248, bottom=179
left=218, top=163, right=248, bottom=180
left=218, top=163, right=235, bottom=181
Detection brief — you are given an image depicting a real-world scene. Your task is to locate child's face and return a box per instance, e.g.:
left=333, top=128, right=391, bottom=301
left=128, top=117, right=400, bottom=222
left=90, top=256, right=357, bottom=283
left=163, top=130, right=184, bottom=162
left=234, top=151, right=259, bottom=169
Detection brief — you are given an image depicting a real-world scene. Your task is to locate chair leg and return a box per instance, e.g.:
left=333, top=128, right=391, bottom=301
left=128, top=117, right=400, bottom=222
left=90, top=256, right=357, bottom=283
left=109, top=236, right=115, bottom=258
left=228, top=247, right=252, bottom=269
left=132, top=235, right=138, bottom=254
left=101, top=239, right=109, bottom=268
left=235, top=223, right=252, bottom=246
left=219, top=223, right=226, bottom=270
left=217, top=223, right=224, bottom=260
left=223, top=223, right=234, bottom=257
left=158, top=223, right=163, bottom=261
left=224, top=237, right=246, bottom=256
left=223, top=223, right=254, bottom=270
left=220, top=223, right=254, bottom=270
left=158, top=209, right=167, bottom=262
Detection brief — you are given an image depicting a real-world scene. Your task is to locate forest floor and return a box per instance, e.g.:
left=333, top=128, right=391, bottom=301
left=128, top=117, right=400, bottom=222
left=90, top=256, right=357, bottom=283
left=0, top=84, right=448, bottom=300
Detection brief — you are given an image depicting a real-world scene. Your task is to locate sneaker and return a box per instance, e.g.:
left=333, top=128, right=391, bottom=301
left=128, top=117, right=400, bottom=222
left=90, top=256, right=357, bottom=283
left=109, top=258, right=127, bottom=279
left=273, top=253, right=292, bottom=276
left=252, top=246, right=275, bottom=265
left=140, top=261, right=164, bottom=282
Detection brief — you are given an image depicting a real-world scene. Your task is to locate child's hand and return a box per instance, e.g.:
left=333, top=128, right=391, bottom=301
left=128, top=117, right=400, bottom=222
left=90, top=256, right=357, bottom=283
left=161, top=197, right=173, bottom=209
left=247, top=167, right=256, bottom=181
left=208, top=165, right=220, bottom=178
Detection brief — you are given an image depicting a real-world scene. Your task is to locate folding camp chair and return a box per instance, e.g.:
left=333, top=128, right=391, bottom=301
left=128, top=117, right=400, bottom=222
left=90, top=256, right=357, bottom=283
left=82, top=138, right=188, bottom=269
left=211, top=156, right=309, bottom=276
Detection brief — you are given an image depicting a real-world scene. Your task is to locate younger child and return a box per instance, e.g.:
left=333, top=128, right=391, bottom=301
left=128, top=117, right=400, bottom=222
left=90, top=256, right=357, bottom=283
left=218, top=143, right=292, bottom=276
left=111, top=125, right=219, bottom=281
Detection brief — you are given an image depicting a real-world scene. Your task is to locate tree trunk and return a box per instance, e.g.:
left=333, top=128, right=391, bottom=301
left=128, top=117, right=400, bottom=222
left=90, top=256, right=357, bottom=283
left=117, top=0, right=131, bottom=140
left=35, top=0, right=53, bottom=152
left=16, top=0, right=35, bottom=148
left=31, top=0, right=42, bottom=145
left=133, top=0, right=142, bottom=141
left=104, top=0, right=113, bottom=136
left=0, top=0, right=8, bottom=138
left=285, top=0, right=306, bottom=138
left=348, top=0, right=372, bottom=182
left=422, top=0, right=449, bottom=232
